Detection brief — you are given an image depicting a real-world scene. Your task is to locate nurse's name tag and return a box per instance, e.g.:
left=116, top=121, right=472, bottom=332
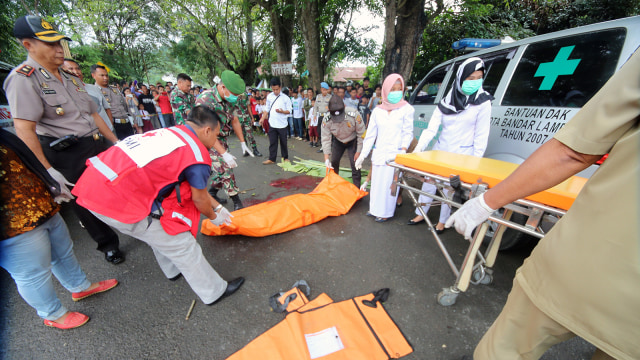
left=117, top=129, right=185, bottom=167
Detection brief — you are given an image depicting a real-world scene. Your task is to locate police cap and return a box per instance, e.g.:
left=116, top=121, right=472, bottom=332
left=328, top=95, right=345, bottom=123
left=14, top=15, right=71, bottom=42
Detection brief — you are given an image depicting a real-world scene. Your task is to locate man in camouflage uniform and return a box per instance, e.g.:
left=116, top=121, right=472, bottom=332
left=195, top=70, right=254, bottom=210
left=234, top=93, right=263, bottom=157
left=169, top=73, right=194, bottom=126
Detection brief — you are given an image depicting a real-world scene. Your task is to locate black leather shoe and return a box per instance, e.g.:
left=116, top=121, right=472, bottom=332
left=435, top=228, right=446, bottom=234
left=208, top=188, right=227, bottom=204
left=243, top=151, right=250, bottom=157
left=105, top=250, right=125, bottom=264
left=207, top=277, right=245, bottom=306
left=407, top=219, right=424, bottom=225
left=252, top=147, right=263, bottom=157
left=168, top=273, right=182, bottom=281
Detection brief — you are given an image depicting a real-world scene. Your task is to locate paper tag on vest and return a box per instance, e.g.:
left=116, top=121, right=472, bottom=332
left=305, top=326, right=344, bottom=359
left=117, top=129, right=186, bottom=167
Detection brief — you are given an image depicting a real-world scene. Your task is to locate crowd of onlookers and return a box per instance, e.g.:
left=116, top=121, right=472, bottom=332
left=249, top=77, right=382, bottom=144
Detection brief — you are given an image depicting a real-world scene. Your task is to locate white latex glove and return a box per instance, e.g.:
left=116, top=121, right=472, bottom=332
left=445, top=193, right=496, bottom=240
left=211, top=206, right=234, bottom=226
left=54, top=193, right=74, bottom=204
left=47, top=167, right=75, bottom=201
left=359, top=181, right=368, bottom=191
left=241, top=142, right=254, bottom=157
left=221, top=151, right=238, bottom=168
left=354, top=155, right=364, bottom=170
left=324, top=159, right=333, bottom=169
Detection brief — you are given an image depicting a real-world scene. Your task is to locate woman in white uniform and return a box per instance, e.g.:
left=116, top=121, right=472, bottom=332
left=355, top=74, right=414, bottom=222
left=408, top=57, right=493, bottom=231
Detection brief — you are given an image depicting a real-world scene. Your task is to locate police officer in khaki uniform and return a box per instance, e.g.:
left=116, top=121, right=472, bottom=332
left=321, top=94, right=365, bottom=188
left=314, top=82, right=331, bottom=153
left=91, top=64, right=136, bottom=139
left=5, top=15, right=125, bottom=264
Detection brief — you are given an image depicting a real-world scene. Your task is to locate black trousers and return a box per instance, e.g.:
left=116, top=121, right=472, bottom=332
left=331, top=136, right=361, bottom=188
left=114, top=122, right=135, bottom=140
left=40, top=136, right=120, bottom=253
left=268, top=126, right=288, bottom=162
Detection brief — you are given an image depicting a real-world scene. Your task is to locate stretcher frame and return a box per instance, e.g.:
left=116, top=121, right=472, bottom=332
left=387, top=159, right=568, bottom=306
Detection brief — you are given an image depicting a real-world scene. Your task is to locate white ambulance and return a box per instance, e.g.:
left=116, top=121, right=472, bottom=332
left=409, top=16, right=640, bottom=248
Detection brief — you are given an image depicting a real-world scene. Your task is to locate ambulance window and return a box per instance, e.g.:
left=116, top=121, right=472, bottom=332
left=481, top=51, right=513, bottom=96
left=503, top=28, right=626, bottom=107
left=413, top=66, right=447, bottom=105
left=0, top=89, right=7, bottom=106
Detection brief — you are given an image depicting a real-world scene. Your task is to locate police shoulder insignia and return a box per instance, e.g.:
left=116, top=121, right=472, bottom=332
left=39, top=68, right=51, bottom=79
left=112, top=87, right=118, bottom=93
left=16, top=65, right=35, bottom=77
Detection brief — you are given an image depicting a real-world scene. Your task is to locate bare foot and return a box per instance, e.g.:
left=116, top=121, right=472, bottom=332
left=411, top=215, right=424, bottom=223
left=435, top=222, right=445, bottom=231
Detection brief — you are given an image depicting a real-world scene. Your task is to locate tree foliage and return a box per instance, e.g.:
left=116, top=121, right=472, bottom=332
left=411, top=0, right=640, bottom=85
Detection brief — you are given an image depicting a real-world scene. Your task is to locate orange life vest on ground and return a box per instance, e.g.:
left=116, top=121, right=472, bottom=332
left=227, top=286, right=413, bottom=360
left=73, top=126, right=211, bottom=236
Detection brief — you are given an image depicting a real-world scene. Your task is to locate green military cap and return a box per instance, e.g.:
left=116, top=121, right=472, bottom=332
left=221, top=70, right=245, bottom=95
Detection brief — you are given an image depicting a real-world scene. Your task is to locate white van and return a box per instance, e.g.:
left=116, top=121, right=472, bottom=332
left=409, top=16, right=640, bottom=248
left=410, top=15, right=640, bottom=177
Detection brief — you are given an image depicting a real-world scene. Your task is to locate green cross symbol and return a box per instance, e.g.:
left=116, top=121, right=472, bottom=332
left=534, top=46, right=581, bottom=91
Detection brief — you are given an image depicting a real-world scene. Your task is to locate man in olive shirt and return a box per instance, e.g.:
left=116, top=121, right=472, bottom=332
left=5, top=15, right=125, bottom=264
left=451, top=49, right=640, bottom=360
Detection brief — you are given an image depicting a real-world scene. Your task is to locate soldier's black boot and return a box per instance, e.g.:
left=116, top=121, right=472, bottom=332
left=208, top=187, right=227, bottom=204
left=231, top=195, right=244, bottom=211
left=252, top=146, right=263, bottom=157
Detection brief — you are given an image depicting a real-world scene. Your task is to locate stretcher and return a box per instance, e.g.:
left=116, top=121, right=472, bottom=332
left=389, top=150, right=586, bottom=306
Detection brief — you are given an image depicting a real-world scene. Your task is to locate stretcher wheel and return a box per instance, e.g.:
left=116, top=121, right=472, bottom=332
left=472, top=268, right=493, bottom=285
left=437, top=288, right=459, bottom=306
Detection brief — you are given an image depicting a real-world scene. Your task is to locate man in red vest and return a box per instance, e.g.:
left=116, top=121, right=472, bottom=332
left=73, top=106, right=244, bottom=305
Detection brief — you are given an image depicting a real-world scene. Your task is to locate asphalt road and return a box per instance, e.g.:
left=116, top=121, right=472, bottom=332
left=0, top=131, right=595, bottom=359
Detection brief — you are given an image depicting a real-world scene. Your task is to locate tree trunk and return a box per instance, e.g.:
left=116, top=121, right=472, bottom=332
left=263, top=0, right=294, bottom=88
left=297, top=0, right=323, bottom=91
left=383, top=0, right=435, bottom=83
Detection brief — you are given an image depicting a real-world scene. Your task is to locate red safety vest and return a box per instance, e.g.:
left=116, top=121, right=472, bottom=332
left=73, top=126, right=211, bottom=236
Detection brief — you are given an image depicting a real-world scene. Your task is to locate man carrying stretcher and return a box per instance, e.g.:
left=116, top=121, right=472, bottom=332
left=450, top=49, right=640, bottom=360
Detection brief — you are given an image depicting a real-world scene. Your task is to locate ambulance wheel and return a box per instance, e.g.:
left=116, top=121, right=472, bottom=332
left=437, top=288, right=459, bottom=306
left=472, top=268, right=493, bottom=285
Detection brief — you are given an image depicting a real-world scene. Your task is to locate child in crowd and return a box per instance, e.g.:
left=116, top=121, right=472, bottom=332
left=359, top=95, right=372, bottom=128
left=138, top=103, right=152, bottom=133
left=308, top=99, right=318, bottom=147
left=254, top=97, right=263, bottom=133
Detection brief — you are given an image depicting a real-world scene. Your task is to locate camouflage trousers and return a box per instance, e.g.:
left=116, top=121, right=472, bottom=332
left=239, top=115, right=257, bottom=148
left=209, top=137, right=239, bottom=196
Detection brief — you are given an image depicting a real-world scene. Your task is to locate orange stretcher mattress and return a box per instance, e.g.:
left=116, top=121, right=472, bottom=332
left=201, top=170, right=367, bottom=237
left=394, top=151, right=586, bottom=211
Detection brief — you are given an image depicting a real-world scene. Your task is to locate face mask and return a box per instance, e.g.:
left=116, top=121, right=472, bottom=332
left=387, top=91, right=403, bottom=104
left=461, top=79, right=483, bottom=96
left=225, top=90, right=238, bottom=105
